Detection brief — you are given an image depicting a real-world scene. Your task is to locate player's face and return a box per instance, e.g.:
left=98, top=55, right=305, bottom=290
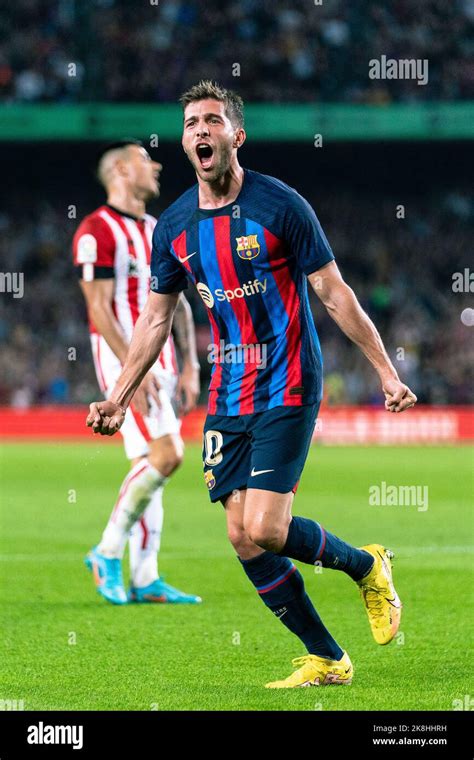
left=126, top=146, right=162, bottom=200
left=182, top=99, right=243, bottom=182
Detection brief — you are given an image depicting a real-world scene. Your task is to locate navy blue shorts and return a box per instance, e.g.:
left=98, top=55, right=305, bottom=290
left=202, top=403, right=319, bottom=504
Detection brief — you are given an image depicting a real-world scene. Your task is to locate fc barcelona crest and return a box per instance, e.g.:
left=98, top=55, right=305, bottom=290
left=236, top=234, right=260, bottom=260
left=204, top=469, right=216, bottom=490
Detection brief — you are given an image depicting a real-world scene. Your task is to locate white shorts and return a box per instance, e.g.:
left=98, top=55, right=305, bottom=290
left=90, top=334, right=181, bottom=460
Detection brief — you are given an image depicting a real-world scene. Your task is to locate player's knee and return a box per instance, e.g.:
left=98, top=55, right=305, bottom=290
left=227, top=522, right=261, bottom=559
left=148, top=444, right=184, bottom=477
left=166, top=451, right=184, bottom=476
left=227, top=522, right=247, bottom=553
left=244, top=515, right=288, bottom=552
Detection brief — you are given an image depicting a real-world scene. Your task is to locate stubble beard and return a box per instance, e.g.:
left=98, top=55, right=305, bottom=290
left=190, top=143, right=233, bottom=185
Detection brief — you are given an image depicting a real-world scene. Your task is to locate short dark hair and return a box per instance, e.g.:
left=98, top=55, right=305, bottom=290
left=95, top=139, right=143, bottom=171
left=179, top=80, right=244, bottom=129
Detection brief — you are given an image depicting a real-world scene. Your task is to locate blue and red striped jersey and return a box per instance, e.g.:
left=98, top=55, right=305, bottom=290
left=151, top=169, right=334, bottom=416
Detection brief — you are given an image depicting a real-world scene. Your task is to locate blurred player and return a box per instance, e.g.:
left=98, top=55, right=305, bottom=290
left=86, top=84, right=417, bottom=685
left=73, top=140, right=201, bottom=606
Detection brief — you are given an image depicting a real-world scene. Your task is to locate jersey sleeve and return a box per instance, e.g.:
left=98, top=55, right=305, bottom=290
left=284, top=192, right=335, bottom=275
left=150, top=216, right=188, bottom=294
left=72, top=215, right=116, bottom=281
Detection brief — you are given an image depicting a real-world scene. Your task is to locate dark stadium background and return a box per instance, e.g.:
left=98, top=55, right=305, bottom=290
left=0, top=0, right=472, bottom=422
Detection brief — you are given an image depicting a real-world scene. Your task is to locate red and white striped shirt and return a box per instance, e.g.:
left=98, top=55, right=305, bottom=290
left=73, top=204, right=177, bottom=375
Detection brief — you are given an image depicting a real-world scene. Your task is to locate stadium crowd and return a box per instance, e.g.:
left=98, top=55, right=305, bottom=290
left=0, top=179, right=471, bottom=408
left=1, top=0, right=473, bottom=103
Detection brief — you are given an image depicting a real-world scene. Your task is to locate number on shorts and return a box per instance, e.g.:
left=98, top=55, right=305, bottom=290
left=204, top=430, right=223, bottom=466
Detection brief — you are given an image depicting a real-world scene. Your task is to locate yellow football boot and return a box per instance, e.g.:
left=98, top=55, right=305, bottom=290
left=265, top=651, right=353, bottom=688
left=357, top=544, right=402, bottom=645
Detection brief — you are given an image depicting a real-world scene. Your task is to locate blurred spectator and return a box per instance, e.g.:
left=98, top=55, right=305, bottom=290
left=0, top=0, right=472, bottom=104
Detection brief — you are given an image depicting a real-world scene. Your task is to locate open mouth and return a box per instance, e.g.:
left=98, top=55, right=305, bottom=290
left=196, top=143, right=214, bottom=169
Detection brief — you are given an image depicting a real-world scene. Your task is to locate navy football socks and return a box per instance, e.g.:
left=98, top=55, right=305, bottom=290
left=239, top=551, right=344, bottom=661
left=281, top=516, right=374, bottom=582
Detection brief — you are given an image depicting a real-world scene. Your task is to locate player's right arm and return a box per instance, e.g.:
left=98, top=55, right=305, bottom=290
left=74, top=215, right=161, bottom=415
left=79, top=279, right=129, bottom=362
left=79, top=277, right=162, bottom=415
left=87, top=291, right=180, bottom=435
left=87, top=211, right=189, bottom=435
left=73, top=215, right=129, bottom=365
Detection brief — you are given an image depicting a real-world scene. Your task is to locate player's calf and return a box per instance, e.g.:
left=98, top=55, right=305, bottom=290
left=280, top=516, right=374, bottom=581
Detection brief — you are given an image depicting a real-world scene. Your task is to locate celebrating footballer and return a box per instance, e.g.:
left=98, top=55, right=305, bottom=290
left=87, top=81, right=417, bottom=688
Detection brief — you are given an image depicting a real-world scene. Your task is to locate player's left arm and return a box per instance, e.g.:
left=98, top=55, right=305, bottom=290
left=308, top=261, right=417, bottom=413
left=171, top=293, right=201, bottom=414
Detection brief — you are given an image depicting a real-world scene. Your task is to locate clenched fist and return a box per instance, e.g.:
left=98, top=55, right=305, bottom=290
left=382, top=378, right=417, bottom=413
left=86, top=400, right=126, bottom=435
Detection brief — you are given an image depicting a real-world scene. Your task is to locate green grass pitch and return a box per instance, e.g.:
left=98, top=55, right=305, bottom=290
left=0, top=441, right=472, bottom=711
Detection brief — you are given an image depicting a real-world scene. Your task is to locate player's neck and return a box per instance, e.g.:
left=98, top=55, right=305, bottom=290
left=198, top=163, right=244, bottom=209
left=106, top=190, right=146, bottom=220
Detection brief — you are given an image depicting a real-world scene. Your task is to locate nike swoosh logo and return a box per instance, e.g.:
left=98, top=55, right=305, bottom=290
left=250, top=467, right=275, bottom=477
left=276, top=609, right=288, bottom=619
left=178, top=252, right=197, bottom=263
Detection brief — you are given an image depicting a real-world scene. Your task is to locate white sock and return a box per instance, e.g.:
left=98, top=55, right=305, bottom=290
left=129, top=485, right=165, bottom=588
left=98, top=460, right=166, bottom=559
